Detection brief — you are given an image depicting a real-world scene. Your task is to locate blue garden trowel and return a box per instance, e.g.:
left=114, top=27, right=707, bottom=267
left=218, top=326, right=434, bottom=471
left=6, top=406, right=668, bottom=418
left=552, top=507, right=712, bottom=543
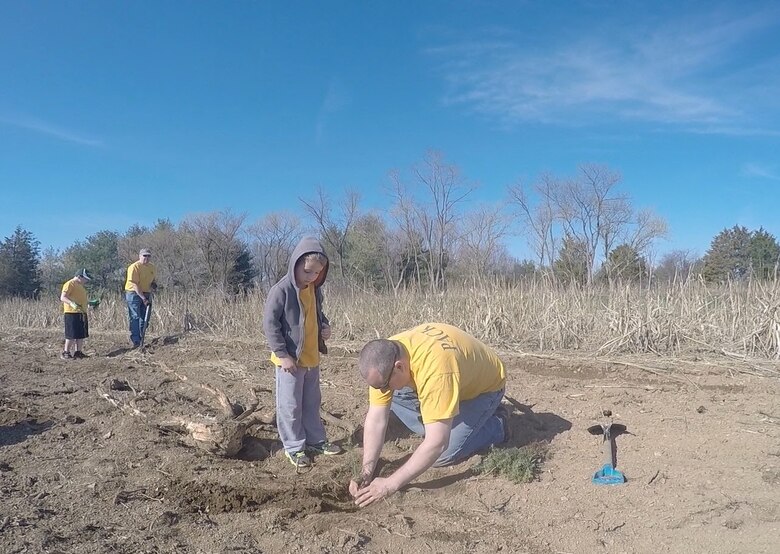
left=587, top=413, right=627, bottom=485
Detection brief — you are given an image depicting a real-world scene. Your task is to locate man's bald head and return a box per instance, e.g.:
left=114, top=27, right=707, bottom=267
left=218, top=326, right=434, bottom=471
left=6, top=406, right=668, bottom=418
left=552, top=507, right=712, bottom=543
left=358, top=339, right=399, bottom=386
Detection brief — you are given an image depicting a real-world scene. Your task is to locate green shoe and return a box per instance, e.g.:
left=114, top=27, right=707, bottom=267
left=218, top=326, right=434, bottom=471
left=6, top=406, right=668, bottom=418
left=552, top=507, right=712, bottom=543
left=285, top=450, right=311, bottom=468
left=307, top=441, right=342, bottom=455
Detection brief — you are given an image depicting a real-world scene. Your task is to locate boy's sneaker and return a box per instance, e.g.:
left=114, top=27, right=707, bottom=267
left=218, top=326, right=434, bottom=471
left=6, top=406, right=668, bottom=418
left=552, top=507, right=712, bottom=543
left=285, top=450, right=311, bottom=468
left=72, top=351, right=89, bottom=359
left=307, top=441, right=342, bottom=455
left=60, top=351, right=72, bottom=360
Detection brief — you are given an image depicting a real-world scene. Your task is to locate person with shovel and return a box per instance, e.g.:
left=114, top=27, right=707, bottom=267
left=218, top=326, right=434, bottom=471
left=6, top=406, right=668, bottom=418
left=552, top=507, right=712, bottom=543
left=349, top=323, right=510, bottom=507
left=124, top=248, right=157, bottom=348
left=60, top=269, right=93, bottom=360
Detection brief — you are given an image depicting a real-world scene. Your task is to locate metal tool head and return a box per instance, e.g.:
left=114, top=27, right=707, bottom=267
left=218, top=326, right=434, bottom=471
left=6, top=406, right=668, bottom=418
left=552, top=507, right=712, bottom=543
left=587, top=423, right=627, bottom=439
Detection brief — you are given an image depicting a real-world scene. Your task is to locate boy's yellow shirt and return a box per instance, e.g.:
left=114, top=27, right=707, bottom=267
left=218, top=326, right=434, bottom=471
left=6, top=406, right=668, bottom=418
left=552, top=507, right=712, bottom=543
left=270, top=285, right=320, bottom=367
left=61, top=278, right=87, bottom=314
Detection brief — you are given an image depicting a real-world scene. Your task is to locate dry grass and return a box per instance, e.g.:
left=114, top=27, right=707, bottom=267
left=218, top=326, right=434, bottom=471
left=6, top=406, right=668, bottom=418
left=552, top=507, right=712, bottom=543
left=3, top=278, right=780, bottom=359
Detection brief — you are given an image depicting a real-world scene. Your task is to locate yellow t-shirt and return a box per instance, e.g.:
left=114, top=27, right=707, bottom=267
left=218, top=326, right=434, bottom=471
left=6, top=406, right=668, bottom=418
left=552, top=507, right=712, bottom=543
left=269, top=285, right=320, bottom=367
left=124, top=261, right=157, bottom=293
left=61, top=278, right=87, bottom=314
left=369, top=323, right=505, bottom=424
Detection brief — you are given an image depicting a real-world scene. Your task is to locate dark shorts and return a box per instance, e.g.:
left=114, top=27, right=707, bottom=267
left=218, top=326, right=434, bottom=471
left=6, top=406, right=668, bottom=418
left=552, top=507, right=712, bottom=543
left=64, top=313, right=89, bottom=340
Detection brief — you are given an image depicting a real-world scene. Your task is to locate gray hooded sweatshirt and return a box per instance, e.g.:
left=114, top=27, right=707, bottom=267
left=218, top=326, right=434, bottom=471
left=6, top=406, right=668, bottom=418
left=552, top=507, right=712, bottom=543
left=263, top=236, right=330, bottom=362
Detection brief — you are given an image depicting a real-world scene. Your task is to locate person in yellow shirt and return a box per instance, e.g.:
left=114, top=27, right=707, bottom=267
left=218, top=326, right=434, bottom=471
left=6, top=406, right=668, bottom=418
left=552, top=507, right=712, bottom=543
left=124, top=248, right=157, bottom=347
left=262, top=236, right=342, bottom=469
left=59, top=269, right=93, bottom=360
left=349, top=322, right=509, bottom=507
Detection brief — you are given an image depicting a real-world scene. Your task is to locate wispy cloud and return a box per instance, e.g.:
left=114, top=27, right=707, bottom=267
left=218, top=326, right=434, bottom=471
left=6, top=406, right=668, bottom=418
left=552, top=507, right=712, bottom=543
left=0, top=114, right=103, bottom=147
left=315, top=79, right=351, bottom=143
left=430, top=8, right=780, bottom=133
left=742, top=162, right=780, bottom=180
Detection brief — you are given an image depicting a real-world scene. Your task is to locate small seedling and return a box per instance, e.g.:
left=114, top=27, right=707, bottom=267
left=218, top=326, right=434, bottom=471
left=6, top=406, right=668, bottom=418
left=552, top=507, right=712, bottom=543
left=475, top=442, right=549, bottom=484
left=345, top=451, right=371, bottom=488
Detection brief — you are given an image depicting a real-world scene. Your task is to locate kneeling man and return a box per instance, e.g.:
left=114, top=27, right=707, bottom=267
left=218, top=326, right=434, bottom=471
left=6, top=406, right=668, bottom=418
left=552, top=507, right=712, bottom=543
left=350, top=322, right=509, bottom=507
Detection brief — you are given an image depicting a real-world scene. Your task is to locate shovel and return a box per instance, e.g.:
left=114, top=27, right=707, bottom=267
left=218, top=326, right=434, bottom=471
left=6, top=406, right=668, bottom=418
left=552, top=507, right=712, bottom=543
left=139, top=302, right=152, bottom=349
left=587, top=418, right=627, bottom=485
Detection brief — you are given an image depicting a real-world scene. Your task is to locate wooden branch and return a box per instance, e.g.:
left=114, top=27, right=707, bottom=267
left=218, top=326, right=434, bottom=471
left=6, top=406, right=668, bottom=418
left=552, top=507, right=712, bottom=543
left=199, top=383, right=237, bottom=417
left=235, top=387, right=261, bottom=421
left=320, top=408, right=355, bottom=433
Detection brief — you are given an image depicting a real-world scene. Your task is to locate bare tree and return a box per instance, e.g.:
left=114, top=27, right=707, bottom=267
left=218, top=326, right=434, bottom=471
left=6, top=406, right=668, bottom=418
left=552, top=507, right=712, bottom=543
left=387, top=169, right=427, bottom=289
left=508, top=174, right=558, bottom=267
left=387, top=151, right=474, bottom=290
left=145, top=219, right=201, bottom=291
left=456, top=204, right=511, bottom=282
left=552, top=164, right=624, bottom=285
left=181, top=210, right=247, bottom=293
left=654, top=249, right=700, bottom=283
left=510, top=164, right=667, bottom=285
left=246, top=212, right=302, bottom=290
left=299, top=186, right=360, bottom=283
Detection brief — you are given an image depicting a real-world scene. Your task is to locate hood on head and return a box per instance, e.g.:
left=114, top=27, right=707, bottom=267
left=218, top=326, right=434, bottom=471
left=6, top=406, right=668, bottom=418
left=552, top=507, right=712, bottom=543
left=288, top=236, right=329, bottom=288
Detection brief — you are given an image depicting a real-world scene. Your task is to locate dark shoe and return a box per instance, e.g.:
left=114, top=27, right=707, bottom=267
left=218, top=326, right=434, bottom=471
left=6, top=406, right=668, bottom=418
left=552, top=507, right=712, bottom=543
left=495, top=404, right=512, bottom=444
left=60, top=351, right=72, bottom=360
left=72, top=351, right=89, bottom=359
left=307, top=441, right=342, bottom=455
left=285, top=450, right=311, bottom=468
left=132, top=342, right=141, bottom=348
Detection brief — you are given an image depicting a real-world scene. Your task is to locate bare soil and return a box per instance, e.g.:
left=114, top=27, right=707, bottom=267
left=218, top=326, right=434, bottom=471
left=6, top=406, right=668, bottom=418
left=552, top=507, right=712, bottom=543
left=1, top=329, right=779, bottom=553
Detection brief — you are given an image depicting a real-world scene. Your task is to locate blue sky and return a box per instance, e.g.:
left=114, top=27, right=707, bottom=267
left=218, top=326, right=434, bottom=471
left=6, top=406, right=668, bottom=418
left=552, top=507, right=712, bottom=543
left=2, top=1, right=779, bottom=262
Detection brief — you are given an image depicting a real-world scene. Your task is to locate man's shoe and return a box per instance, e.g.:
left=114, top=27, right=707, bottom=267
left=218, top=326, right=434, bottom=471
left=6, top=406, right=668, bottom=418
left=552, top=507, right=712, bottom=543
left=495, top=405, right=512, bottom=444
left=60, top=351, right=72, bottom=360
left=72, top=351, right=89, bottom=359
left=285, top=450, right=311, bottom=468
left=307, top=441, right=342, bottom=455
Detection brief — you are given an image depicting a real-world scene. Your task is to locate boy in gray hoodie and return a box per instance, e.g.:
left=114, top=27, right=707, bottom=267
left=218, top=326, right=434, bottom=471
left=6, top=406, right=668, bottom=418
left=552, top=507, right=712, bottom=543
left=263, top=236, right=342, bottom=468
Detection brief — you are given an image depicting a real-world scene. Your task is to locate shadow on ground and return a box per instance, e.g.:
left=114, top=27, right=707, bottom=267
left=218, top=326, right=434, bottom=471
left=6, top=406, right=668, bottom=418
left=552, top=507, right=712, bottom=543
left=504, top=397, right=572, bottom=446
left=0, top=418, right=55, bottom=447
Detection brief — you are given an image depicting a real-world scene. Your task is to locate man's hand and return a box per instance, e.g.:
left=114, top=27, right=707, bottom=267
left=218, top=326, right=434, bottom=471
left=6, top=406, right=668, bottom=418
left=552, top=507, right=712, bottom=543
left=280, top=356, right=298, bottom=373
left=68, top=301, right=81, bottom=311
left=321, top=324, right=332, bottom=340
left=351, top=477, right=397, bottom=507
left=348, top=479, right=364, bottom=497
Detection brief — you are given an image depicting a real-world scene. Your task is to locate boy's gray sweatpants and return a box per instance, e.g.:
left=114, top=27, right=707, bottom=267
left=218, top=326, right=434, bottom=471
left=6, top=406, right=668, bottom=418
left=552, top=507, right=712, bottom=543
left=275, top=366, right=327, bottom=454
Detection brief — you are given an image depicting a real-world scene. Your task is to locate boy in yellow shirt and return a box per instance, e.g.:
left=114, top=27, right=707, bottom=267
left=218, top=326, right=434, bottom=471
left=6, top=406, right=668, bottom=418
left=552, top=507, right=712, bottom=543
left=262, top=237, right=342, bottom=468
left=59, top=269, right=93, bottom=359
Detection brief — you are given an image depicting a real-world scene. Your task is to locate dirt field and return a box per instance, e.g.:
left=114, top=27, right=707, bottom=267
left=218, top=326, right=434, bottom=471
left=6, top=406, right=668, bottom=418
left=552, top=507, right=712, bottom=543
left=1, top=329, right=779, bottom=553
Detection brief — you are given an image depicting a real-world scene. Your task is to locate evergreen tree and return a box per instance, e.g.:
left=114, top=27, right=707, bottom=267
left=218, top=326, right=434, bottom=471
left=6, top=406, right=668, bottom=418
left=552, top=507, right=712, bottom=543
left=703, top=226, right=780, bottom=281
left=0, top=226, right=42, bottom=298
left=603, top=244, right=648, bottom=283
left=749, top=227, right=780, bottom=279
left=228, top=244, right=258, bottom=294
left=702, top=226, right=752, bottom=282
left=553, top=234, right=588, bottom=285
left=63, top=230, right=122, bottom=291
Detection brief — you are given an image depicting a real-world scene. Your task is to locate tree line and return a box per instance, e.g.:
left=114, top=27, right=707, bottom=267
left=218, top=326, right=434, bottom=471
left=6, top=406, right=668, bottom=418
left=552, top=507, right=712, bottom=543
left=2, top=153, right=779, bottom=300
